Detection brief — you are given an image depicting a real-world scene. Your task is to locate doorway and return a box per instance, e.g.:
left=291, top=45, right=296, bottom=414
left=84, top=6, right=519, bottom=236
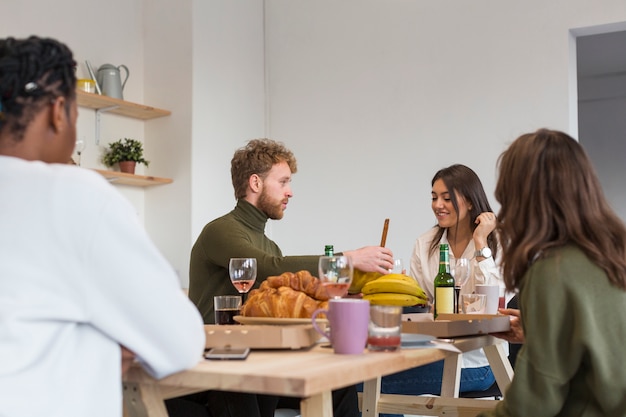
left=574, top=24, right=626, bottom=222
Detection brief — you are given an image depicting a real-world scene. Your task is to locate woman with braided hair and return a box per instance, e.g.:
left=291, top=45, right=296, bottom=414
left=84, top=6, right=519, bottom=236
left=0, top=36, right=78, bottom=157
left=0, top=36, right=205, bottom=417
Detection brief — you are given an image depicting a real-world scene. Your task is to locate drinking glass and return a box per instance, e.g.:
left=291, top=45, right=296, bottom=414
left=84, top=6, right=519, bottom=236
left=318, top=255, right=353, bottom=299
left=74, top=138, right=85, bottom=166
left=389, top=258, right=405, bottom=274
left=461, top=293, right=487, bottom=314
left=452, top=258, right=471, bottom=313
left=368, top=305, right=402, bottom=351
left=229, top=258, right=257, bottom=301
left=214, top=295, right=242, bottom=325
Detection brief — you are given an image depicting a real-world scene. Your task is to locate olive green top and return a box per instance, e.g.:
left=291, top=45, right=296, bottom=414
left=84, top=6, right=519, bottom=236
left=478, top=245, right=626, bottom=417
left=188, top=199, right=319, bottom=324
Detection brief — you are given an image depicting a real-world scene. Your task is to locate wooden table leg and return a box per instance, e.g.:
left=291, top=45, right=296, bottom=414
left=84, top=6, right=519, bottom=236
left=360, top=377, right=382, bottom=417
left=484, top=343, right=514, bottom=394
left=440, top=352, right=462, bottom=397
left=300, top=390, right=333, bottom=417
left=123, top=382, right=169, bottom=417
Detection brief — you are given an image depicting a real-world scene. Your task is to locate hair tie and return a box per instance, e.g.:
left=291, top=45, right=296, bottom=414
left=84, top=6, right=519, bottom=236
left=24, top=82, right=38, bottom=93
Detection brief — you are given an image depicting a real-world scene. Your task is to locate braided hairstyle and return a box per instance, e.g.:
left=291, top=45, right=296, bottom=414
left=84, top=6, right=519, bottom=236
left=0, top=36, right=76, bottom=142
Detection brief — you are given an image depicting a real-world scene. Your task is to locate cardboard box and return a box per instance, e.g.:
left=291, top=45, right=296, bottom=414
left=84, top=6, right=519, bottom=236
left=205, top=324, right=322, bottom=350
left=401, top=313, right=510, bottom=338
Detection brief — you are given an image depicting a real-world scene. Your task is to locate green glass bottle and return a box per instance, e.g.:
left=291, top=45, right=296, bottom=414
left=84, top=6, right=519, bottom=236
left=324, top=245, right=334, bottom=256
left=434, top=243, right=456, bottom=318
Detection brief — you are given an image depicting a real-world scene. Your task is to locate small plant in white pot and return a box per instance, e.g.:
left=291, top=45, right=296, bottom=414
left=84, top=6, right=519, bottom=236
left=102, top=138, right=150, bottom=174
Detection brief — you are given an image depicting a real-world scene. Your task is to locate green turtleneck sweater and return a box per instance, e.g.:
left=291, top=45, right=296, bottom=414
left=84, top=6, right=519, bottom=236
left=189, top=199, right=319, bottom=324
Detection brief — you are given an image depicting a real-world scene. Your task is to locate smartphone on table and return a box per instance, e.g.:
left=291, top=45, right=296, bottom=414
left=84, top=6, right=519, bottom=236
left=204, top=347, right=250, bottom=360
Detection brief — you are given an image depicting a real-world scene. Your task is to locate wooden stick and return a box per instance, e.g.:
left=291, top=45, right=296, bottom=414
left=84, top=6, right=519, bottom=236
left=380, top=218, right=390, bottom=247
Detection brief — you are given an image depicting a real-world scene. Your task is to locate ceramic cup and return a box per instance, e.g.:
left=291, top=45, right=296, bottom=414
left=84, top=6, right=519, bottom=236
left=475, top=284, right=499, bottom=314
left=312, top=298, right=370, bottom=354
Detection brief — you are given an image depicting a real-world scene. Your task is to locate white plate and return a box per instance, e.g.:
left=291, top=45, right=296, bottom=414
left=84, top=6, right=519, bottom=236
left=234, top=316, right=328, bottom=326
left=401, top=333, right=435, bottom=347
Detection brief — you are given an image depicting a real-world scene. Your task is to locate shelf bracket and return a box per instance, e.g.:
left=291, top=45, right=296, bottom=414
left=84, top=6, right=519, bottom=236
left=95, top=105, right=119, bottom=145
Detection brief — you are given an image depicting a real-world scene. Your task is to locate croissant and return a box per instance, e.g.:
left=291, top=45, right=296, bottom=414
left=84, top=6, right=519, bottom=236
left=241, top=286, right=328, bottom=318
left=262, top=270, right=330, bottom=301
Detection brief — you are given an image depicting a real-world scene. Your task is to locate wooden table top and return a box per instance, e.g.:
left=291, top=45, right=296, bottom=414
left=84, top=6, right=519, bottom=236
left=124, top=335, right=500, bottom=400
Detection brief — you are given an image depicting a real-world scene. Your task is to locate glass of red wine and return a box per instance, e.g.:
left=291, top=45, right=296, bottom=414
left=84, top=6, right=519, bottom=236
left=229, top=258, right=257, bottom=302
left=318, top=255, right=353, bottom=299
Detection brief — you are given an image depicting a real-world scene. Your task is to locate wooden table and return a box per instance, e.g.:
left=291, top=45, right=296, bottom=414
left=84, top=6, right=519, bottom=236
left=123, top=335, right=512, bottom=417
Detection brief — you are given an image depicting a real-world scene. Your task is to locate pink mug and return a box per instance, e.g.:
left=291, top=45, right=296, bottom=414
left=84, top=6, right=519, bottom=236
left=312, top=298, right=370, bottom=354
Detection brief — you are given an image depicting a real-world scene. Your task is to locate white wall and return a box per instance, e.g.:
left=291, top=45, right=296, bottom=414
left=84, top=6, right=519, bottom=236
left=262, top=0, right=626, bottom=264
left=2, top=1, right=146, bottom=207
left=2, top=0, right=176, bottom=277
left=190, top=0, right=267, bottom=241
left=2, top=0, right=266, bottom=287
left=142, top=0, right=194, bottom=282
left=5, top=0, right=626, bottom=286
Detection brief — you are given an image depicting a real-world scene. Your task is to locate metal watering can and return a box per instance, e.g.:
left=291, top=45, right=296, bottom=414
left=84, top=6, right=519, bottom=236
left=97, top=64, right=129, bottom=100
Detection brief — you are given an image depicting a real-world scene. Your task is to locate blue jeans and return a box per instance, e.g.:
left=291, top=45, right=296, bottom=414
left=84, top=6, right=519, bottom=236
left=356, top=361, right=495, bottom=417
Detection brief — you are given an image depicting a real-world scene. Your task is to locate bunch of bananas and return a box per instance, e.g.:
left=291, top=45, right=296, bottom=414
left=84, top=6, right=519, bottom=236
left=349, top=269, right=383, bottom=294
left=361, top=273, right=429, bottom=306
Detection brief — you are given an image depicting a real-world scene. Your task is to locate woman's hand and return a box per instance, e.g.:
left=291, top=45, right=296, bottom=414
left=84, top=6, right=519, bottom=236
left=473, top=212, right=497, bottom=249
left=492, top=308, right=525, bottom=344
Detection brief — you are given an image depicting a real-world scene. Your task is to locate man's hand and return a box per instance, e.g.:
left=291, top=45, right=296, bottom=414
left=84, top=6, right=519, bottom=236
left=343, top=246, right=394, bottom=274
left=492, top=308, right=525, bottom=344
left=121, top=346, right=136, bottom=375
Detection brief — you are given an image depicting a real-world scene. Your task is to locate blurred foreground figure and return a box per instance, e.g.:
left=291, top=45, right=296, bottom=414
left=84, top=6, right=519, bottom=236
left=0, top=36, right=205, bottom=417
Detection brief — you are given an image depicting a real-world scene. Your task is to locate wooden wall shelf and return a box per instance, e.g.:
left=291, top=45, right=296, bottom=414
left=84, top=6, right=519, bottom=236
left=76, top=90, right=171, bottom=120
left=93, top=169, right=173, bottom=187
left=78, top=92, right=173, bottom=187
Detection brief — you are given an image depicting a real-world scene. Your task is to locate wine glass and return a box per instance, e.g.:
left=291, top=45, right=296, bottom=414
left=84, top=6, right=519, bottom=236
left=74, top=138, right=85, bottom=166
left=229, top=258, right=257, bottom=301
left=452, top=258, right=472, bottom=313
left=318, top=255, right=353, bottom=299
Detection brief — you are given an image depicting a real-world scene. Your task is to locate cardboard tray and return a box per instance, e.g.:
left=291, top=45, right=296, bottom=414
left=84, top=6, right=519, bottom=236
left=401, top=313, right=510, bottom=338
left=204, top=324, right=322, bottom=350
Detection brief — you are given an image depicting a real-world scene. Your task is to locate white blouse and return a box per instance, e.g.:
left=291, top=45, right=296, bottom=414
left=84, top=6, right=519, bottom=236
left=408, top=226, right=511, bottom=369
left=409, top=227, right=504, bottom=300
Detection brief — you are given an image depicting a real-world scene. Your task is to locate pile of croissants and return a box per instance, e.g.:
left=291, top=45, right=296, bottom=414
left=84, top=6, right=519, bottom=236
left=240, top=270, right=329, bottom=318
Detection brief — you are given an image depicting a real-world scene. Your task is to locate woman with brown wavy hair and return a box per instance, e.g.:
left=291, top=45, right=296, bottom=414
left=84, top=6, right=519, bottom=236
left=479, top=129, right=626, bottom=417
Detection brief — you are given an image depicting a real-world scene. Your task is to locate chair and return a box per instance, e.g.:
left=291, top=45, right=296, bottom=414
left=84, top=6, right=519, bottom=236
left=505, top=294, right=522, bottom=369
left=459, top=381, right=502, bottom=399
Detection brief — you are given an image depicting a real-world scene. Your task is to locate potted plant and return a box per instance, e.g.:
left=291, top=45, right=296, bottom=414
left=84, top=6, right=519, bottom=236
left=102, top=138, right=150, bottom=174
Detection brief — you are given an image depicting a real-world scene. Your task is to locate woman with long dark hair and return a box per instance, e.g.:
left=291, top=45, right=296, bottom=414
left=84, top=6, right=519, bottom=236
left=367, top=165, right=505, bottom=417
